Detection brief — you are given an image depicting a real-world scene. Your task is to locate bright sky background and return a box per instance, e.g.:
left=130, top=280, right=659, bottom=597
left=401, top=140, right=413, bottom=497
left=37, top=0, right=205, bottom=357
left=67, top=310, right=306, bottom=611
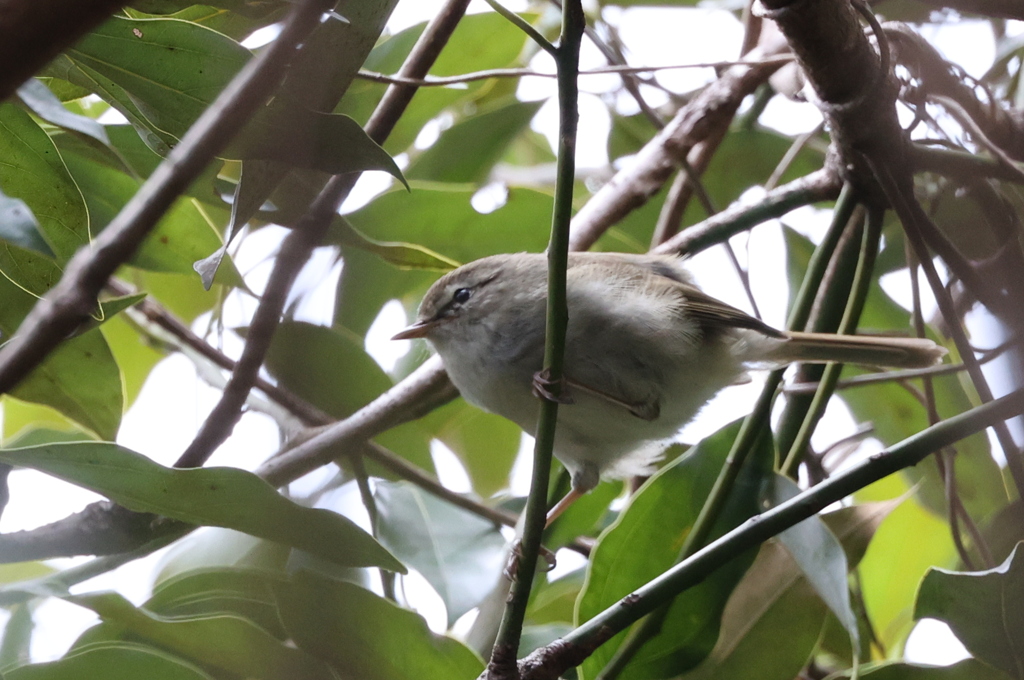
left=2, top=0, right=1012, bottom=664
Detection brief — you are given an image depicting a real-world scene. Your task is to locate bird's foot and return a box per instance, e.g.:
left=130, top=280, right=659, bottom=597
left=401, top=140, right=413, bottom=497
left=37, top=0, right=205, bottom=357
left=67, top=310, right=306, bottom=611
left=532, top=369, right=574, bottom=404
left=504, top=539, right=557, bottom=582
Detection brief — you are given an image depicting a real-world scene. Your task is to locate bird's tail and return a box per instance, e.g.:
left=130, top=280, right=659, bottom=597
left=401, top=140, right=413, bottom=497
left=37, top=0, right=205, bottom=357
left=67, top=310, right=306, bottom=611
left=767, top=331, right=946, bottom=369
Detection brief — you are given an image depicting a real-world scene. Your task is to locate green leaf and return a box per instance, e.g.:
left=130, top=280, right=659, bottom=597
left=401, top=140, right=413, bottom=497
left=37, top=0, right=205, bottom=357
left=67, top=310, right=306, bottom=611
left=124, top=4, right=288, bottom=40
left=5, top=642, right=216, bottom=680
left=677, top=500, right=895, bottom=680
left=406, top=99, right=545, bottom=184
left=332, top=216, right=460, bottom=271
left=675, top=539, right=828, bottom=680
left=374, top=481, right=506, bottom=627
left=856, top=474, right=957, bottom=651
left=832, top=659, right=1013, bottom=680
left=66, top=16, right=252, bottom=146
left=67, top=591, right=336, bottom=680
left=915, top=542, right=1024, bottom=680
left=56, top=139, right=241, bottom=283
left=275, top=573, right=484, bottom=680
left=416, top=398, right=522, bottom=497
left=0, top=603, right=34, bottom=671
left=769, top=474, right=859, bottom=649
left=236, top=106, right=408, bottom=181
left=263, top=321, right=393, bottom=418
left=145, top=568, right=288, bottom=639
left=261, top=320, right=435, bottom=473
left=0, top=274, right=123, bottom=439
left=578, top=420, right=774, bottom=680
left=17, top=78, right=110, bottom=146
left=0, top=102, right=89, bottom=263
left=0, top=442, right=405, bottom=572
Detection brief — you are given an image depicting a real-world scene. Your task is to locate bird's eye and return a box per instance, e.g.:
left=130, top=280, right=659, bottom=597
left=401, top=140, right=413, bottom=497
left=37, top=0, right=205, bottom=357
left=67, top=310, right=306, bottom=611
left=452, top=288, right=472, bottom=304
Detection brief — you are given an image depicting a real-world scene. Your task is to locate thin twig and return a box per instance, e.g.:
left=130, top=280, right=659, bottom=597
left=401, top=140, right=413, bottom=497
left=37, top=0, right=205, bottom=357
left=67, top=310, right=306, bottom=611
left=482, top=0, right=557, bottom=55
left=870, top=157, right=1024, bottom=500
left=356, top=57, right=793, bottom=87
left=784, top=362, right=968, bottom=394
left=567, top=37, right=790, bottom=252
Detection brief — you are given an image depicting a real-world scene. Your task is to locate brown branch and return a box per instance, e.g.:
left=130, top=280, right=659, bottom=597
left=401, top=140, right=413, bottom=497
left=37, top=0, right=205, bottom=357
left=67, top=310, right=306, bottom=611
left=566, top=37, right=789, bottom=252
left=0, top=0, right=334, bottom=397
left=654, top=166, right=842, bottom=256
left=0, top=0, right=126, bottom=102
left=885, top=24, right=1024, bottom=161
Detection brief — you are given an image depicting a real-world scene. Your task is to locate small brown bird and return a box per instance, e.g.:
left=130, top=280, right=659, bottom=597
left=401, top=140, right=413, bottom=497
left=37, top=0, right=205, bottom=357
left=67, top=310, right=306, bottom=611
left=395, top=252, right=944, bottom=518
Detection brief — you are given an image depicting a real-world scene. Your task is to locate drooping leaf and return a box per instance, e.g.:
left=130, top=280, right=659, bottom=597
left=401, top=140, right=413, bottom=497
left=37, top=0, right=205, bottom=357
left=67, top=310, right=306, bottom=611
left=374, top=481, right=506, bottom=626
left=915, top=542, right=1024, bottom=680
left=0, top=603, right=34, bottom=671
left=275, top=573, right=484, bottom=680
left=769, top=474, right=859, bottom=648
left=578, top=420, right=774, bottom=680
left=0, top=275, right=123, bottom=440
left=0, top=442, right=405, bottom=572
left=675, top=539, right=828, bottom=680
left=406, top=99, right=545, bottom=184
left=17, top=78, right=110, bottom=145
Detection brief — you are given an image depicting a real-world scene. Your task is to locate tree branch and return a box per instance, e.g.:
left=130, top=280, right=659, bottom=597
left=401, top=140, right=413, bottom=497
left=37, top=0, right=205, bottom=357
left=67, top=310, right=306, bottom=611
left=0, top=0, right=126, bottom=102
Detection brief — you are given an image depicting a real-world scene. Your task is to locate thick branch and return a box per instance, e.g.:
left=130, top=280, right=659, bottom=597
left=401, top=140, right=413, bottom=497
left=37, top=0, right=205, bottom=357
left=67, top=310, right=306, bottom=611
left=654, top=167, right=841, bottom=256
left=0, top=0, right=126, bottom=102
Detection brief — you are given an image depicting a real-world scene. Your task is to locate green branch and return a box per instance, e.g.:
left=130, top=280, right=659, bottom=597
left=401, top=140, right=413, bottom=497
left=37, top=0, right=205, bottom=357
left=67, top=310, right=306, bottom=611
left=781, top=205, right=884, bottom=475
left=489, top=0, right=584, bottom=673
left=598, top=183, right=860, bottom=678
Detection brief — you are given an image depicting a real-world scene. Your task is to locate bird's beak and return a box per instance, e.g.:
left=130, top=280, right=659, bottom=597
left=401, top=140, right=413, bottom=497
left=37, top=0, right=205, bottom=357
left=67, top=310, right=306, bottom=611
left=392, top=319, right=435, bottom=340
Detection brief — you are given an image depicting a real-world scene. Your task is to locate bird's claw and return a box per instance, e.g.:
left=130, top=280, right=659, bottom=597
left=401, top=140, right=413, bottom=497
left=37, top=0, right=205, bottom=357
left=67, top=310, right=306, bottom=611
left=532, top=369, right=574, bottom=404
left=504, top=539, right=558, bottom=582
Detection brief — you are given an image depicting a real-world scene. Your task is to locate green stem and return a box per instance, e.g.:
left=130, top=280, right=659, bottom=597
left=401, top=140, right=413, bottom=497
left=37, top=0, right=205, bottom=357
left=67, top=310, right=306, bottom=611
left=490, top=0, right=583, bottom=669
left=481, top=0, right=557, bottom=55
left=597, top=183, right=859, bottom=679
left=781, top=206, right=884, bottom=476
left=553, top=389, right=1024, bottom=672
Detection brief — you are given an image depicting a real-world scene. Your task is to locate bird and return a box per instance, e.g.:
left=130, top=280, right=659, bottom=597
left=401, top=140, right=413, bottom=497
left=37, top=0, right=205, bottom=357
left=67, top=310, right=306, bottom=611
left=393, top=252, right=945, bottom=521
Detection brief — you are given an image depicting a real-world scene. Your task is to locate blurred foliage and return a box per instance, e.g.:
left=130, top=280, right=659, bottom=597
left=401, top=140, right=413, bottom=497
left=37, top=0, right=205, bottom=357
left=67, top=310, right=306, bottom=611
left=0, top=2, right=1021, bottom=680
